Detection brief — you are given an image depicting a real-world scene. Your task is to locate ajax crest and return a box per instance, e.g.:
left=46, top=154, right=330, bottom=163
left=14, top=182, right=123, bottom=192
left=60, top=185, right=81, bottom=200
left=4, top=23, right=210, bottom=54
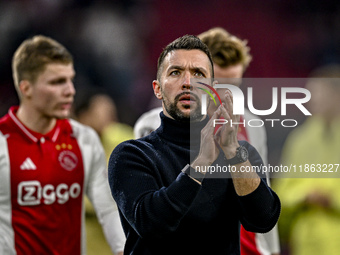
left=58, top=150, right=78, bottom=171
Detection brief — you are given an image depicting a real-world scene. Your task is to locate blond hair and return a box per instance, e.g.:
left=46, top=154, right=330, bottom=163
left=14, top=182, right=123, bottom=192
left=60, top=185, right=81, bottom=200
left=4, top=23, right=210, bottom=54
left=12, top=35, right=73, bottom=98
left=198, top=27, right=252, bottom=72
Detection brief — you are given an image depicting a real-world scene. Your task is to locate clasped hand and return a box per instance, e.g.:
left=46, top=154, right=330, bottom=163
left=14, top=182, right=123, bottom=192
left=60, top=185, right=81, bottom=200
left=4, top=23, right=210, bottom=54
left=195, top=90, right=240, bottom=167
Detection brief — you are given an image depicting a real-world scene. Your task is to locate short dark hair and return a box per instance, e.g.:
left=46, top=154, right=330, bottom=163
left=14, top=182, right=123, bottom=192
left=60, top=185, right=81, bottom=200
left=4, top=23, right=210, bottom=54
left=156, top=35, right=214, bottom=80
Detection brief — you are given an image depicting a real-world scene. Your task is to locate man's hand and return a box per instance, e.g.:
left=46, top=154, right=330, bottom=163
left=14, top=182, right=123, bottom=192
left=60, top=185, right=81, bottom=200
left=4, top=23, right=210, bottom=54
left=192, top=90, right=241, bottom=170
left=192, top=89, right=260, bottom=195
left=191, top=110, right=221, bottom=171
left=215, top=90, right=260, bottom=196
left=214, top=90, right=240, bottom=158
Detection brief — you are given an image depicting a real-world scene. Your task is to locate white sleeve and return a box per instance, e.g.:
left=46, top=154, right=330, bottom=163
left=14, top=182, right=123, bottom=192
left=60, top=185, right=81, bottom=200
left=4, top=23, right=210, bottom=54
left=86, top=129, right=126, bottom=254
left=256, top=225, right=281, bottom=254
left=0, top=132, right=16, bottom=255
left=72, top=120, right=126, bottom=254
left=133, top=107, right=162, bottom=139
left=244, top=111, right=280, bottom=254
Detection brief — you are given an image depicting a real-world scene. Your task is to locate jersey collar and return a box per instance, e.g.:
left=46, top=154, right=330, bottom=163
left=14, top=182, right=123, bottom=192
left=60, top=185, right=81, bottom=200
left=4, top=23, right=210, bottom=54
left=8, top=106, right=62, bottom=143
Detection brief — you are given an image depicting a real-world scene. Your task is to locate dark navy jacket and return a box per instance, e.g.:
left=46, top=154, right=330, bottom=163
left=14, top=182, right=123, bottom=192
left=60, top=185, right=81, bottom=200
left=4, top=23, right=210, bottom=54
left=108, top=112, right=280, bottom=255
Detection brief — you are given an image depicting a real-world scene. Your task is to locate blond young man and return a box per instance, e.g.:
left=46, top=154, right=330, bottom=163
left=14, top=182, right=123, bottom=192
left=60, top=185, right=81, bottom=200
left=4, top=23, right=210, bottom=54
left=0, top=35, right=125, bottom=255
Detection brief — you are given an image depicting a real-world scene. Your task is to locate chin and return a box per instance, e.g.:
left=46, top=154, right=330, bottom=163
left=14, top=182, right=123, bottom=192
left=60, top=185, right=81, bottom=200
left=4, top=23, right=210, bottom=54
left=180, top=106, right=199, bottom=117
left=180, top=108, right=191, bottom=117
left=179, top=109, right=203, bottom=122
left=54, top=111, right=71, bottom=120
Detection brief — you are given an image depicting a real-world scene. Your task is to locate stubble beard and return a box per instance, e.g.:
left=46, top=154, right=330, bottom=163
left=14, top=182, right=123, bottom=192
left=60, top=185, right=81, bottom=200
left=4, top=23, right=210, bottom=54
left=162, top=91, right=203, bottom=122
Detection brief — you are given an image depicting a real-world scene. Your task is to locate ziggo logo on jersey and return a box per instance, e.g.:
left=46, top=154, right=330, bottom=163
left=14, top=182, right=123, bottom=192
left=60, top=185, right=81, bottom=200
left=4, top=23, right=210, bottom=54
left=17, top=181, right=81, bottom=206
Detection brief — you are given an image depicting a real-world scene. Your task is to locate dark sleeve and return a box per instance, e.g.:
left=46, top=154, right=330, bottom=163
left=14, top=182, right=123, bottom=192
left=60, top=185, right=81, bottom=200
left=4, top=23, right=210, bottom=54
left=237, top=141, right=281, bottom=233
left=238, top=180, right=281, bottom=233
left=108, top=140, right=202, bottom=239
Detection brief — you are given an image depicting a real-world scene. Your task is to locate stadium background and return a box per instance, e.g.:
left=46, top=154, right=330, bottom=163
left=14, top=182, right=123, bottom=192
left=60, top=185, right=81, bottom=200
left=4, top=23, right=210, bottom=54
left=0, top=0, right=339, bottom=254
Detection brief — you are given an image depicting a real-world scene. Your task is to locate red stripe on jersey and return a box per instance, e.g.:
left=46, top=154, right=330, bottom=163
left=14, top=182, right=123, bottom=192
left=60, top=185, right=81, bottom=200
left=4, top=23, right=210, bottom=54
left=208, top=113, right=263, bottom=254
left=237, top=116, right=261, bottom=255
left=240, top=226, right=262, bottom=255
left=3, top=107, right=84, bottom=254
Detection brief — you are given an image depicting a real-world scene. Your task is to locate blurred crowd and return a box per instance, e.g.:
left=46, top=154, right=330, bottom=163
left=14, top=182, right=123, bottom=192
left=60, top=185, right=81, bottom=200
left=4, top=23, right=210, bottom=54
left=1, top=0, right=340, bottom=127
left=0, top=0, right=157, bottom=125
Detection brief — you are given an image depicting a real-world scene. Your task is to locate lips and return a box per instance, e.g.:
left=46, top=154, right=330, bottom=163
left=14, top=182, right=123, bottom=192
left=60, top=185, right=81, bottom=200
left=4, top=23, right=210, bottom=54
left=60, top=102, right=73, bottom=110
left=179, top=94, right=196, bottom=102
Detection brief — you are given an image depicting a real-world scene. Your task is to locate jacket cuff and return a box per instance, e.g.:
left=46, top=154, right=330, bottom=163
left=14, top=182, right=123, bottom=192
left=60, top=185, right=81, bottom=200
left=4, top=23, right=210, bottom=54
left=237, top=179, right=281, bottom=233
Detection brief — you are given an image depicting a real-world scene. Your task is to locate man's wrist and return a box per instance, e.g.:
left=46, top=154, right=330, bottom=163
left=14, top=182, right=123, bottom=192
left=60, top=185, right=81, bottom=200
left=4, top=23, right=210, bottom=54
left=222, top=144, right=249, bottom=166
left=191, top=156, right=212, bottom=171
left=221, top=143, right=239, bottom=159
left=182, top=164, right=205, bottom=183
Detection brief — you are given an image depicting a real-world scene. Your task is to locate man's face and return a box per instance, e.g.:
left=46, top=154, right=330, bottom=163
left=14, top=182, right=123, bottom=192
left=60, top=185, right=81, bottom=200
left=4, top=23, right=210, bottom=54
left=153, top=49, right=212, bottom=122
left=214, top=63, right=243, bottom=80
left=306, top=79, right=340, bottom=117
left=27, top=63, right=76, bottom=119
left=214, top=63, right=243, bottom=92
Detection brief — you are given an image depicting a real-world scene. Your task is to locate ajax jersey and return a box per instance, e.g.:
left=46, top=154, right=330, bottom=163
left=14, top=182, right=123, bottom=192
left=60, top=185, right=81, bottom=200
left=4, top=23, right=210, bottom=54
left=0, top=106, right=118, bottom=255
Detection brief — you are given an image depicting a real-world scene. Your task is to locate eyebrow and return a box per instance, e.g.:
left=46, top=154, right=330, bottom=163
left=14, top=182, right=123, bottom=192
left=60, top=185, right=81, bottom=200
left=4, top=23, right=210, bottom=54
left=167, top=65, right=208, bottom=74
left=47, top=72, right=76, bottom=84
left=167, top=65, right=184, bottom=71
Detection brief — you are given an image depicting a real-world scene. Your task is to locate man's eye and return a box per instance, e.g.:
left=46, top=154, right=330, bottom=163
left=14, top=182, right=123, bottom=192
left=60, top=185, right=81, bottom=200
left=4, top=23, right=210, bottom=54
left=170, top=70, right=180, bottom=76
left=50, top=79, right=67, bottom=85
left=194, top=72, right=204, bottom=77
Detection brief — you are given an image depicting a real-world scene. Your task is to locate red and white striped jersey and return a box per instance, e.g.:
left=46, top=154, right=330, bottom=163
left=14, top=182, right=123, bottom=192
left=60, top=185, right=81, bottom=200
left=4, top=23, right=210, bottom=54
left=0, top=106, right=125, bottom=255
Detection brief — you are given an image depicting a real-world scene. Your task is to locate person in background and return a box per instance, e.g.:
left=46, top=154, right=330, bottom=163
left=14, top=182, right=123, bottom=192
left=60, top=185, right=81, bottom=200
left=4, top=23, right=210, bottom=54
left=274, top=64, right=340, bottom=255
left=73, top=90, right=134, bottom=161
left=73, top=90, right=133, bottom=255
left=198, top=27, right=280, bottom=255
left=134, top=27, right=281, bottom=255
left=0, top=35, right=124, bottom=255
left=134, top=107, right=162, bottom=139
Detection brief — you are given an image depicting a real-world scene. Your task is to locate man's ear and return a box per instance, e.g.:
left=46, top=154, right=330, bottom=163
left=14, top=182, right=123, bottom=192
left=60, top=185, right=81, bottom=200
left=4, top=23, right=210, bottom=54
left=212, top=79, right=218, bottom=87
left=152, top=80, right=163, bottom=100
left=19, top=80, right=33, bottom=99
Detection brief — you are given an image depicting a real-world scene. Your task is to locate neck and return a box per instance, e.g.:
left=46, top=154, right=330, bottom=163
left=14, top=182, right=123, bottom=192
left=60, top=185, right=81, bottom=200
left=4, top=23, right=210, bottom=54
left=16, top=105, right=57, bottom=134
left=162, top=106, right=207, bottom=123
left=157, top=112, right=208, bottom=147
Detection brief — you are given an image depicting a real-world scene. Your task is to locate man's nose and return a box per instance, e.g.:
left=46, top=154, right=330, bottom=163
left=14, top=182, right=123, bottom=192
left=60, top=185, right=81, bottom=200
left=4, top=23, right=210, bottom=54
left=64, top=81, right=76, bottom=96
left=182, top=72, right=193, bottom=91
